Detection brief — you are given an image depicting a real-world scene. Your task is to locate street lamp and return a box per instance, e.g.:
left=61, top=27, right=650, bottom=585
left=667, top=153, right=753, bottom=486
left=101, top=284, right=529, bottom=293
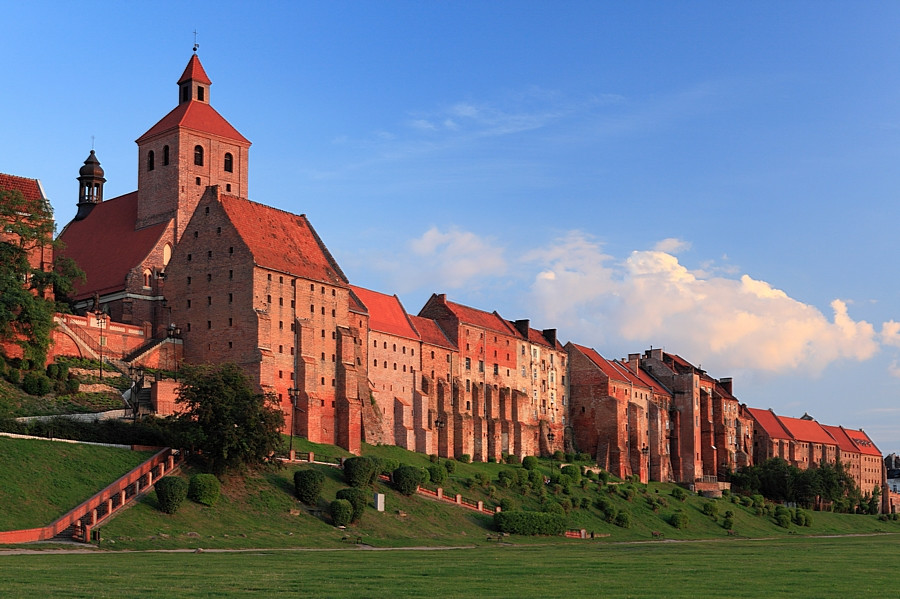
left=95, top=311, right=108, bottom=381
left=434, top=416, right=445, bottom=456
left=287, top=388, right=299, bottom=457
left=547, top=430, right=556, bottom=457
left=642, top=445, right=650, bottom=482
left=167, top=323, right=181, bottom=381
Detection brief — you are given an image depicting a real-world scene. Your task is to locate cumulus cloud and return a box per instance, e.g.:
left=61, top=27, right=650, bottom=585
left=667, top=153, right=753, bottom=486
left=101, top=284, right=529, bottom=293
left=653, top=237, right=691, bottom=254
left=526, top=233, right=880, bottom=375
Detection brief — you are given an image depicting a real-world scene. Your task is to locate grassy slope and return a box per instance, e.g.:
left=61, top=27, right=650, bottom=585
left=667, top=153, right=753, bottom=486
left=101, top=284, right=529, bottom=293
left=0, top=437, right=155, bottom=530
left=95, top=439, right=900, bottom=551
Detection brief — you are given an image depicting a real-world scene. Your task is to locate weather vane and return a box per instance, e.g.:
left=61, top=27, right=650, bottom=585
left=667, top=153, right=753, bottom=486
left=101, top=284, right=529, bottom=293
left=193, top=29, right=199, bottom=53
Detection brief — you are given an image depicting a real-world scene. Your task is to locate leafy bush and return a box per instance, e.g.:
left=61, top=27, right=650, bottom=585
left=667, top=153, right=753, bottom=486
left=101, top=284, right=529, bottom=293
left=505, top=454, right=520, bottom=465
left=670, top=511, right=689, bottom=529
left=6, top=367, right=20, bottom=385
left=22, top=371, right=52, bottom=396
left=343, top=456, right=377, bottom=487
left=294, top=469, right=325, bottom=505
left=330, top=499, right=353, bottom=527
left=46, top=364, right=59, bottom=380
left=559, top=498, right=573, bottom=513
left=188, top=473, right=221, bottom=506
left=375, top=457, right=400, bottom=476
left=494, top=510, right=567, bottom=536
left=575, top=452, right=592, bottom=462
left=528, top=469, right=544, bottom=487
left=740, top=495, right=753, bottom=507
left=722, top=517, right=734, bottom=530
left=614, top=510, right=632, bottom=528
left=497, top=470, right=515, bottom=488
left=155, top=476, right=188, bottom=514
left=598, top=470, right=610, bottom=484
left=393, top=465, right=426, bottom=496
left=793, top=508, right=812, bottom=527
left=564, top=452, right=575, bottom=462
left=522, top=456, right=538, bottom=470
left=701, top=502, right=719, bottom=518
left=776, top=513, right=791, bottom=528
left=336, top=487, right=369, bottom=523
left=443, top=459, right=456, bottom=474
left=65, top=377, right=80, bottom=393
left=751, top=494, right=765, bottom=508
left=457, top=454, right=471, bottom=464
left=671, top=487, right=688, bottom=501
left=620, top=486, right=635, bottom=501
left=552, top=450, right=565, bottom=461
left=560, top=464, right=581, bottom=483
left=429, top=453, right=439, bottom=463
left=427, top=463, right=447, bottom=486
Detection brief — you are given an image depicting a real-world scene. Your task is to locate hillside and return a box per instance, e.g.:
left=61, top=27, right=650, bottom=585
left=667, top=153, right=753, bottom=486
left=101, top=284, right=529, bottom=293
left=0, top=436, right=155, bottom=531
left=94, top=440, right=899, bottom=550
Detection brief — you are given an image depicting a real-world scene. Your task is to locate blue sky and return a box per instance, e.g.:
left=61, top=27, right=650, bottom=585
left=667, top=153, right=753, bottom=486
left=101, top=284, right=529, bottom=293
left=3, top=2, right=900, bottom=454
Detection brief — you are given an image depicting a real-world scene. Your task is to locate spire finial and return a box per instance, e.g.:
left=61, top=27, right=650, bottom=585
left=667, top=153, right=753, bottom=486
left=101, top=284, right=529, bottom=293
left=91, top=135, right=95, bottom=150
left=193, top=29, right=199, bottom=53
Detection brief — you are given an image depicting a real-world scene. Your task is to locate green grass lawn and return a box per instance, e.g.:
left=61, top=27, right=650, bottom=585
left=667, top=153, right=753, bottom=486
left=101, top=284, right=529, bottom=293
left=0, top=437, right=155, bottom=530
left=0, top=534, right=897, bottom=598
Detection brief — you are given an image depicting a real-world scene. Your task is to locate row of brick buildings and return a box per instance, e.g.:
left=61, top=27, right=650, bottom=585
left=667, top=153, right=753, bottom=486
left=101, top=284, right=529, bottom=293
left=1, top=54, right=886, bottom=500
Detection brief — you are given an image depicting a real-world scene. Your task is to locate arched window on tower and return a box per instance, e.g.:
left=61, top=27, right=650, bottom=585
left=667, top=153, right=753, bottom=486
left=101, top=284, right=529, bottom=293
left=142, top=269, right=152, bottom=289
left=194, top=145, right=204, bottom=166
left=163, top=145, right=169, bottom=166
left=147, top=151, right=155, bottom=171
left=224, top=153, right=233, bottom=173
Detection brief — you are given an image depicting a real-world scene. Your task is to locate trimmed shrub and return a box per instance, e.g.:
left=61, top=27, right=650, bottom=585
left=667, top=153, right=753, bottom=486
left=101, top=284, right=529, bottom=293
left=427, top=464, right=447, bottom=486
left=614, top=510, right=632, bottom=528
left=330, top=499, right=353, bottom=527
left=443, top=459, right=456, bottom=474
left=620, top=486, right=635, bottom=501
left=188, top=473, right=221, bottom=506
left=457, top=454, right=471, bottom=464
left=522, top=456, right=539, bottom=471
left=474, top=472, right=490, bottom=487
left=579, top=497, right=590, bottom=509
left=65, top=377, right=80, bottom=393
left=155, top=476, right=188, bottom=514
left=793, top=508, right=812, bottom=527
left=497, top=470, right=515, bottom=488
left=343, top=456, right=377, bottom=487
left=294, top=469, right=325, bottom=505
left=564, top=452, right=575, bottom=462
left=776, top=513, right=791, bottom=528
left=22, top=371, right=52, bottom=396
left=6, top=368, right=20, bottom=386
left=575, top=452, right=592, bottom=462
left=504, top=454, right=521, bottom=465
left=740, top=495, right=754, bottom=507
left=336, top=487, right=369, bottom=523
left=429, top=453, right=439, bottom=463
left=375, top=458, right=400, bottom=476
left=393, top=465, right=426, bottom=496
left=560, top=464, right=581, bottom=483
left=47, top=364, right=59, bottom=380
left=494, top=510, right=567, bottom=536
left=671, top=486, right=688, bottom=502
left=701, top=502, right=718, bottom=518
left=751, top=494, right=765, bottom=508
left=552, top=450, right=565, bottom=462
left=598, top=470, right=610, bottom=485
left=722, top=516, right=734, bottom=530
left=670, top=511, right=689, bottom=529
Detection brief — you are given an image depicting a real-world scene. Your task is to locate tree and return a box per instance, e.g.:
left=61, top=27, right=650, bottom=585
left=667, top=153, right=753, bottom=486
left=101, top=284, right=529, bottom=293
left=176, top=363, right=284, bottom=474
left=0, top=187, right=83, bottom=365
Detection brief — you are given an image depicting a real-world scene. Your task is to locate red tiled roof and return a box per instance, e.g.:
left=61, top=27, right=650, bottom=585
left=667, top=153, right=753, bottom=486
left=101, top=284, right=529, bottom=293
left=219, top=195, right=348, bottom=286
left=570, top=344, right=632, bottom=384
left=843, top=428, right=882, bottom=457
left=409, top=315, right=457, bottom=351
left=620, top=360, right=671, bottom=396
left=350, top=285, right=418, bottom=341
left=136, top=101, right=249, bottom=144
left=0, top=173, right=45, bottom=204
left=58, top=192, right=169, bottom=299
left=178, top=54, right=211, bottom=85
left=775, top=415, right=836, bottom=446
left=348, top=288, right=367, bottom=314
left=821, top=425, right=860, bottom=454
left=443, top=300, right=519, bottom=337
left=747, top=408, right=792, bottom=440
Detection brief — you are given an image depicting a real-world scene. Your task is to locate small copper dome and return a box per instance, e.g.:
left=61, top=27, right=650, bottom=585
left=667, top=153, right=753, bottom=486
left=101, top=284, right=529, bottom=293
left=79, top=150, right=105, bottom=178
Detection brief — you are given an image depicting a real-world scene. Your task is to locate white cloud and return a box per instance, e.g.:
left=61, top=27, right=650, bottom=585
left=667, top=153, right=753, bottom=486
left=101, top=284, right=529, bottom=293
left=653, top=237, right=691, bottom=254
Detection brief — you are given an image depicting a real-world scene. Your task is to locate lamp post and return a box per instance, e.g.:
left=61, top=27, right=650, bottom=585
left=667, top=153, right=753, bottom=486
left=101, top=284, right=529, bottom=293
left=95, top=311, right=108, bottom=381
left=167, top=323, right=181, bottom=381
left=434, top=416, right=445, bottom=457
left=287, top=388, right=298, bottom=458
left=642, top=445, right=650, bottom=483
left=547, top=430, right=556, bottom=458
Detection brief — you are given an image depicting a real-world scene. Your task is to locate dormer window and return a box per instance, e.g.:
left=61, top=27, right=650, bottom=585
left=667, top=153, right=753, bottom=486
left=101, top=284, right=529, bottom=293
left=224, top=153, right=233, bottom=173
left=194, top=145, right=204, bottom=166
left=147, top=150, right=155, bottom=171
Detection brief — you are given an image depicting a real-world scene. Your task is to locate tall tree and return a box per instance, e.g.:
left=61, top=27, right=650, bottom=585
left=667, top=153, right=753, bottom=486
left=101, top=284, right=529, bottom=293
left=0, top=187, right=82, bottom=364
left=176, top=363, right=285, bottom=474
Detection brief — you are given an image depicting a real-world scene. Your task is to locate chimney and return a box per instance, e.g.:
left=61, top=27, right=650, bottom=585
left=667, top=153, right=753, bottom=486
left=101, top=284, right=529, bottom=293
left=513, top=319, right=530, bottom=338
left=719, top=377, right=733, bottom=395
left=626, top=353, right=641, bottom=373
left=542, top=328, right=557, bottom=346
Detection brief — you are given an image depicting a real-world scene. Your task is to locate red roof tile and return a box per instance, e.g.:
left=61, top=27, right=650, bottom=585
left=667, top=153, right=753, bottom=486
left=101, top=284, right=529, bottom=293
left=409, top=315, right=456, bottom=351
left=619, top=360, right=671, bottom=396
left=178, top=54, right=211, bottom=85
left=843, top=428, right=882, bottom=457
left=775, top=415, right=836, bottom=446
left=747, top=408, right=792, bottom=440
left=350, top=285, right=419, bottom=341
left=570, top=343, right=633, bottom=385
left=219, top=195, right=348, bottom=286
left=821, top=425, right=860, bottom=454
left=443, top=300, right=519, bottom=337
left=58, top=192, right=169, bottom=299
left=0, top=173, right=45, bottom=204
left=136, top=101, right=249, bottom=144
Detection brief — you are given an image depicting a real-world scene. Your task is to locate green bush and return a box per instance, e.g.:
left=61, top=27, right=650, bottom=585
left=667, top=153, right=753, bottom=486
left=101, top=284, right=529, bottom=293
left=155, top=476, right=188, bottom=514
left=374, top=457, right=400, bottom=476
left=614, top=510, right=632, bottom=528
left=393, top=465, right=426, bottom=496
left=620, top=486, right=635, bottom=501
left=188, top=473, right=221, bottom=506
left=65, top=377, right=80, bottom=393
left=564, top=452, right=575, bottom=462
left=429, top=453, right=439, bottom=463
left=722, top=516, right=734, bottom=530
left=671, top=486, right=688, bottom=501
left=598, top=470, right=610, bottom=484
left=494, top=510, right=567, bottom=536
left=575, top=452, right=592, bottom=462
left=505, top=454, right=521, bottom=465
left=343, top=456, right=377, bottom=487
left=22, top=371, right=52, bottom=396
left=751, top=494, right=765, bottom=508
left=558, top=498, right=573, bottom=513
left=670, top=511, right=689, bottom=529
left=560, top=464, right=581, bottom=483
left=294, top=469, right=325, bottom=505
left=499, top=497, right=516, bottom=512
left=776, top=513, right=791, bottom=528
left=701, top=502, right=718, bottom=518
left=497, top=470, right=515, bottom=488
left=740, top=495, right=753, bottom=507
left=330, top=499, right=353, bottom=527
left=427, top=464, right=447, bottom=486
left=552, top=450, right=565, bottom=461
left=443, top=459, right=456, bottom=474
left=793, top=508, right=812, bottom=527
left=46, top=364, right=59, bottom=380
left=6, top=368, right=20, bottom=386
left=522, top=456, right=538, bottom=470
left=457, top=454, right=471, bottom=464
left=336, top=487, right=369, bottom=523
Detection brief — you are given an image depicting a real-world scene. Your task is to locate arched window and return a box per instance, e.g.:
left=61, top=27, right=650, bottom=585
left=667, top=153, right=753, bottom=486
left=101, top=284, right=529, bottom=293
left=194, top=145, right=204, bottom=166
left=162, top=243, right=172, bottom=266
left=147, top=150, right=155, bottom=171
left=142, top=269, right=152, bottom=288
left=163, top=145, right=170, bottom=165
left=224, top=153, right=233, bottom=173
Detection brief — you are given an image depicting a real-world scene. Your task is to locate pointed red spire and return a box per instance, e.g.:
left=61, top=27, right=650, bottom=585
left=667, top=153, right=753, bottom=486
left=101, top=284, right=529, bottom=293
left=178, top=54, right=211, bottom=85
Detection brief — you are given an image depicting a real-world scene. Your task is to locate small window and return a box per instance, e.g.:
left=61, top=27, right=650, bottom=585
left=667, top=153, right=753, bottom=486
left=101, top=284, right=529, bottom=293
left=194, top=145, right=204, bottom=166
left=163, top=145, right=169, bottom=165
left=224, top=153, right=233, bottom=173
left=228, top=293, right=233, bottom=303
left=207, top=321, right=211, bottom=329
left=198, top=86, right=205, bottom=101
left=279, top=297, right=284, bottom=306
left=207, top=250, right=212, bottom=258
left=195, top=177, right=201, bottom=186
left=207, top=296, right=211, bottom=306
left=147, top=150, right=155, bottom=171
left=226, top=184, right=231, bottom=192
left=187, top=299, right=192, bottom=308
left=229, top=318, right=233, bottom=326
left=267, top=295, right=272, bottom=303
left=187, top=276, right=192, bottom=285
left=181, top=84, right=190, bottom=103
left=268, top=274, right=272, bottom=281
left=229, top=270, right=233, bottom=279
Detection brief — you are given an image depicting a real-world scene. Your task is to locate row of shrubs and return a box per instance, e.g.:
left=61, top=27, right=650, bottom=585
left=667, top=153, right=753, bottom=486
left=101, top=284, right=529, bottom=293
left=155, top=474, right=221, bottom=514
left=0, top=358, right=81, bottom=396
